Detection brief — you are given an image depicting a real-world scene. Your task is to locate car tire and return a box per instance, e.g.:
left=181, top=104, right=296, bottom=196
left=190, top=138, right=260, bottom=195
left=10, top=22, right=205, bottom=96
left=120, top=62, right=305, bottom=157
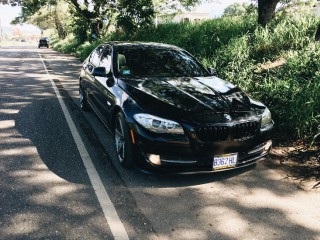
left=79, top=88, right=90, bottom=111
left=114, top=112, right=135, bottom=169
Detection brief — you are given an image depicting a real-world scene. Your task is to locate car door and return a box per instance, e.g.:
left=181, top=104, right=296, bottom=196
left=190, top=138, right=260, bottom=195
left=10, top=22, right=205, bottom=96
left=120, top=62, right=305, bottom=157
left=84, top=45, right=106, bottom=114
left=89, top=45, right=115, bottom=126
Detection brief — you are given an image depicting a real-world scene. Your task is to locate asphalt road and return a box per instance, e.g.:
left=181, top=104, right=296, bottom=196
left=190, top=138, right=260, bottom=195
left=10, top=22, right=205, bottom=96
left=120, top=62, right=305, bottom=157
left=1, top=45, right=319, bottom=240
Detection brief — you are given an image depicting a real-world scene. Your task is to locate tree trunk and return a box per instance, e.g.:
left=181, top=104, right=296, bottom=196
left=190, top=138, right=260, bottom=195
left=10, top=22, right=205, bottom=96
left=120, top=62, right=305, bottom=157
left=54, top=8, right=67, bottom=39
left=258, top=0, right=280, bottom=27
left=315, top=23, right=320, bottom=41
left=89, top=20, right=103, bottom=42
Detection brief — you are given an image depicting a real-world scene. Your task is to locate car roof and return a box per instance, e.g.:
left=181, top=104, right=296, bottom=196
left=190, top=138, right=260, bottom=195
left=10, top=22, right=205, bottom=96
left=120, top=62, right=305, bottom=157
left=106, top=41, right=184, bottom=51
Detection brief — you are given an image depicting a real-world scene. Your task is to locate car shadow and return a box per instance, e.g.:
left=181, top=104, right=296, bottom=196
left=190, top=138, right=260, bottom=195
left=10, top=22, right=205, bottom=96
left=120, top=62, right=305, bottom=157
left=15, top=98, right=90, bottom=185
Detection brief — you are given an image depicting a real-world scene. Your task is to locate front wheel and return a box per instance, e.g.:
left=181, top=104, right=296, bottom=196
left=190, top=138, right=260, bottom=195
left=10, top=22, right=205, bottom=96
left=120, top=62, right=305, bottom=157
left=79, top=87, right=90, bottom=111
left=114, top=112, right=135, bottom=168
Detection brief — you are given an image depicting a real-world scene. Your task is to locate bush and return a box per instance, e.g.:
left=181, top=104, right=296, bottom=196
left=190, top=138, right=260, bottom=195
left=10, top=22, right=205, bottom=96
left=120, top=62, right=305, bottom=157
left=263, top=42, right=320, bottom=139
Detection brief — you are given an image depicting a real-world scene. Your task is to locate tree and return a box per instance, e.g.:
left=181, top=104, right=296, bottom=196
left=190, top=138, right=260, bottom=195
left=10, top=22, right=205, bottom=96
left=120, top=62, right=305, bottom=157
left=3, top=0, right=117, bottom=41
left=117, top=0, right=155, bottom=34
left=153, top=0, right=182, bottom=15
left=1, top=0, right=208, bottom=40
left=52, top=4, right=69, bottom=39
left=179, top=0, right=205, bottom=9
left=0, top=0, right=21, bottom=5
left=223, top=2, right=256, bottom=17
left=315, top=24, right=320, bottom=41
left=25, top=1, right=70, bottom=39
left=66, top=0, right=116, bottom=40
left=257, top=0, right=316, bottom=27
left=257, top=0, right=280, bottom=27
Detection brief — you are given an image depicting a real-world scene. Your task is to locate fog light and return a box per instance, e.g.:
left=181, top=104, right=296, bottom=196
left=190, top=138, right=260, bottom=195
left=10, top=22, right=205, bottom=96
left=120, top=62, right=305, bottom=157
left=148, top=154, right=161, bottom=165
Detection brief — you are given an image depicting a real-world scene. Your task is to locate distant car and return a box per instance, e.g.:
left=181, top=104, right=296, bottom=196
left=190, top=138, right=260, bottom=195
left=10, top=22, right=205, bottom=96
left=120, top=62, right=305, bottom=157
left=79, top=42, right=273, bottom=173
left=38, top=38, right=49, bottom=48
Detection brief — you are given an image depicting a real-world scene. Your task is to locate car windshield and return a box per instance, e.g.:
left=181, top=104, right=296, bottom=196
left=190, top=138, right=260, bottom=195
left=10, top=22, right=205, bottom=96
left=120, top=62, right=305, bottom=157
left=114, top=46, right=209, bottom=78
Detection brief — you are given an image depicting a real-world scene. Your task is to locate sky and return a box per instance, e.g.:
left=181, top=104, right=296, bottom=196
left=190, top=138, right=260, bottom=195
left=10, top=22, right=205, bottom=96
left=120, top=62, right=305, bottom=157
left=0, top=4, right=20, bottom=26
left=0, top=4, right=41, bottom=34
left=0, top=0, right=250, bottom=34
left=197, top=0, right=250, bottom=17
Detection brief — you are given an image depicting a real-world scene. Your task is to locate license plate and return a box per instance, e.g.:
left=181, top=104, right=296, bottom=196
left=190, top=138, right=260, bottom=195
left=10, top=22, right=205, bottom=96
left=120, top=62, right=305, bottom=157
left=213, top=153, right=238, bottom=171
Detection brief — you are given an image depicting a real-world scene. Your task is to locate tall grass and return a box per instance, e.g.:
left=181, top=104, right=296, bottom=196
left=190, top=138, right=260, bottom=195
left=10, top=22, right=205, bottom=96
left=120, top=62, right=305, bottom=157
left=106, top=16, right=257, bottom=59
left=52, top=14, right=320, bottom=143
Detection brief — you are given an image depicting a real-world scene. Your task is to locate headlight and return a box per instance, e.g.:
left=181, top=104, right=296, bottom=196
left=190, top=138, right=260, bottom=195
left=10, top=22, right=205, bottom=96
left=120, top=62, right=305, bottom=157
left=261, top=107, right=272, bottom=130
left=134, top=113, right=184, bottom=134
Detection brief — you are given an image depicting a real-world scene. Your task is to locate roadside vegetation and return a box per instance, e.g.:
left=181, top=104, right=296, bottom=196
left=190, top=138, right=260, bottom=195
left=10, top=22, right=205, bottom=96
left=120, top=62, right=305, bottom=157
left=51, top=13, right=320, bottom=145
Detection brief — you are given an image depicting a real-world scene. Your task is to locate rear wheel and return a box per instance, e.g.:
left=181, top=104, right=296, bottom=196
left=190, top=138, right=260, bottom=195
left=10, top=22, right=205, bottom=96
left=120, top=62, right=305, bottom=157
left=114, top=112, right=134, bottom=168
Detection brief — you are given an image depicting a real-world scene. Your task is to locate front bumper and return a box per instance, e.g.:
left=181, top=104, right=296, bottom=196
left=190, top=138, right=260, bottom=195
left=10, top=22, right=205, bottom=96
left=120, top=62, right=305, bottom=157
left=130, top=123, right=273, bottom=173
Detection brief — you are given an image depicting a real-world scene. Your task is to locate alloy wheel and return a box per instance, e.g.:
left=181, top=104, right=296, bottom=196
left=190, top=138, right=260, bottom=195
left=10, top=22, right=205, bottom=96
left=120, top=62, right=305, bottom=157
left=115, top=117, right=125, bottom=163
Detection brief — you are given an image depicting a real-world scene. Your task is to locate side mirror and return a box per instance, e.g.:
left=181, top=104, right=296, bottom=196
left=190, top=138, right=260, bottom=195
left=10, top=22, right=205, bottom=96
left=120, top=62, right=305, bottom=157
left=92, top=67, right=107, bottom=77
left=207, top=67, right=217, bottom=76
left=106, top=75, right=115, bottom=87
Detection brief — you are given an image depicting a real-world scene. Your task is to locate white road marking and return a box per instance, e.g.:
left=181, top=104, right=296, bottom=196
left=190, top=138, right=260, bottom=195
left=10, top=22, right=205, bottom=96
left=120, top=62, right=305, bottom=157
left=38, top=51, right=129, bottom=240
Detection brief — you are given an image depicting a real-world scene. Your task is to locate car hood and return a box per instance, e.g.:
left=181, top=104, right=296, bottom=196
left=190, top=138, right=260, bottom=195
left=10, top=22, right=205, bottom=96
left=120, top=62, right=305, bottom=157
left=119, top=76, right=252, bottom=118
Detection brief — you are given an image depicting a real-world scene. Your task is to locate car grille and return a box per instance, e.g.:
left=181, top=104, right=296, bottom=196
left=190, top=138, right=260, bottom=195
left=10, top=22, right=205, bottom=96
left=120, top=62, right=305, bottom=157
left=195, top=121, right=259, bottom=142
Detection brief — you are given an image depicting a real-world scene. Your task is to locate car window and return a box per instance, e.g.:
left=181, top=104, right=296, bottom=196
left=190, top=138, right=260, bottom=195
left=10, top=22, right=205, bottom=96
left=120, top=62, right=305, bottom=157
left=89, top=52, right=97, bottom=65
left=114, top=46, right=209, bottom=78
left=90, top=45, right=105, bottom=67
left=99, top=45, right=112, bottom=73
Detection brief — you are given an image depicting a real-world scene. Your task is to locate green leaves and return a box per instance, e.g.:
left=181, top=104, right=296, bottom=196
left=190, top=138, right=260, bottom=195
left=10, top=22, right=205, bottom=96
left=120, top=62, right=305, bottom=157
left=223, top=2, right=256, bottom=17
left=117, top=0, right=155, bottom=35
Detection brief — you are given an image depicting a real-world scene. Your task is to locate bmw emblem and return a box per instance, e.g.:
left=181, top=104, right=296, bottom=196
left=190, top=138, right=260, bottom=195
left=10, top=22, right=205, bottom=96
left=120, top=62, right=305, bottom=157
left=224, top=114, right=232, bottom=121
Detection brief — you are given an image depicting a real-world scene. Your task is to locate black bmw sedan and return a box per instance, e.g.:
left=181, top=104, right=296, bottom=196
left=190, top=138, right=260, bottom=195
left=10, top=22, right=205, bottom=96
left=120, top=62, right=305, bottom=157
left=79, top=42, right=273, bottom=173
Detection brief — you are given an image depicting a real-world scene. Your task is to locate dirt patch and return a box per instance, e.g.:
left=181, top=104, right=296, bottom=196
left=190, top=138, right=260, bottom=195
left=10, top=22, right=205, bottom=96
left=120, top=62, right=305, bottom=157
left=265, top=143, right=320, bottom=191
left=255, top=57, right=287, bottom=73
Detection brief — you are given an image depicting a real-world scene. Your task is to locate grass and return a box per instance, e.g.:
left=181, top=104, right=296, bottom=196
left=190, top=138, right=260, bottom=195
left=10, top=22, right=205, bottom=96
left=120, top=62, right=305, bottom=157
left=52, top=13, right=320, bottom=143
